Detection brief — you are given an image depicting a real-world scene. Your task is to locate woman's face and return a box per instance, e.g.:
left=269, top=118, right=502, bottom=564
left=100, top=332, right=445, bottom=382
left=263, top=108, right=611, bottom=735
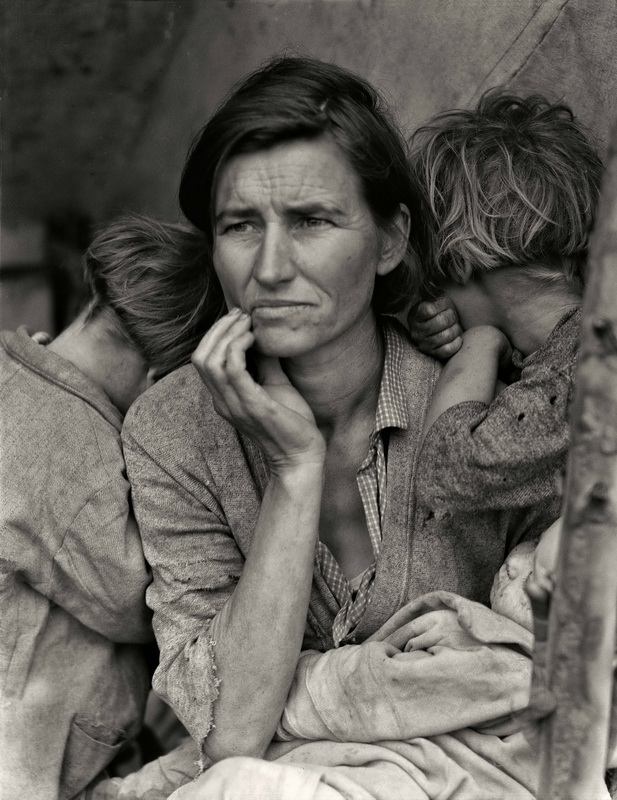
left=212, top=137, right=403, bottom=360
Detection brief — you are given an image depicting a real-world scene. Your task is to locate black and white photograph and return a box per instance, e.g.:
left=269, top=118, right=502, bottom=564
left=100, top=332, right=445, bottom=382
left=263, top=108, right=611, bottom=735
left=2, top=2, right=617, bottom=798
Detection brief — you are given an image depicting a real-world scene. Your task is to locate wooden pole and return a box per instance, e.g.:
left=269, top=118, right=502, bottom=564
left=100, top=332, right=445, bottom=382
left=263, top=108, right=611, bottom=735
left=537, top=124, right=617, bottom=799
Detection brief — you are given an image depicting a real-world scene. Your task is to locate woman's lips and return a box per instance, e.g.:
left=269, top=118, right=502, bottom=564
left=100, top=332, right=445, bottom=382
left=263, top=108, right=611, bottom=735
left=251, top=303, right=311, bottom=319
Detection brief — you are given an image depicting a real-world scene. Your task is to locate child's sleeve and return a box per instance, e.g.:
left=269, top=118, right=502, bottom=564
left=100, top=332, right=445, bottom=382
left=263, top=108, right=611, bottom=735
left=416, top=360, right=572, bottom=512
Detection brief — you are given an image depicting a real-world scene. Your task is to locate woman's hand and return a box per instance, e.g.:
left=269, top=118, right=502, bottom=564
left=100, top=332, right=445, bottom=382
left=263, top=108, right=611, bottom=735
left=192, top=308, right=326, bottom=471
left=408, top=296, right=463, bottom=360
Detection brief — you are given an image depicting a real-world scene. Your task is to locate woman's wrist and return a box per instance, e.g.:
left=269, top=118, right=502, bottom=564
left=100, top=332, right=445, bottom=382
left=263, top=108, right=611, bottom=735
left=268, top=453, right=326, bottom=485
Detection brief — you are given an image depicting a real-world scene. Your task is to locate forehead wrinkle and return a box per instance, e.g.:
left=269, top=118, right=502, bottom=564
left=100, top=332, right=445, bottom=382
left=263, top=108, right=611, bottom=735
left=217, top=142, right=361, bottom=218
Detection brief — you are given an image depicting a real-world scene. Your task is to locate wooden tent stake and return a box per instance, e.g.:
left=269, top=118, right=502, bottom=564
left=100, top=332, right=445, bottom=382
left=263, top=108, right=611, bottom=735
left=537, top=123, right=617, bottom=799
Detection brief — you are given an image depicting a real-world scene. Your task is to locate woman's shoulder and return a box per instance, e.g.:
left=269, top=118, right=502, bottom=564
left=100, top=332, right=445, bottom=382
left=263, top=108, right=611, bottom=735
left=122, top=362, right=234, bottom=462
left=126, top=363, right=211, bottom=427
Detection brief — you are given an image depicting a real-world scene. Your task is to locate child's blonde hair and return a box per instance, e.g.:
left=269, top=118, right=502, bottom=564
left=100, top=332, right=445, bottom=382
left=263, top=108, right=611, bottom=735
left=410, top=91, right=603, bottom=299
left=84, top=215, right=225, bottom=376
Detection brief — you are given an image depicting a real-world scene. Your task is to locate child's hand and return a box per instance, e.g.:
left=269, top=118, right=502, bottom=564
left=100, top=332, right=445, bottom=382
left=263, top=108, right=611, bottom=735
left=407, top=296, right=463, bottom=360
left=522, top=517, right=562, bottom=726
left=526, top=517, right=562, bottom=634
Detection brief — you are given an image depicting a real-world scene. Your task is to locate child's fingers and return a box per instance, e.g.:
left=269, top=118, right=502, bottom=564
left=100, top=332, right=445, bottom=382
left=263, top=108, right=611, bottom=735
left=526, top=575, right=552, bottom=643
left=412, top=296, right=455, bottom=322
left=411, top=307, right=459, bottom=335
left=430, top=337, right=463, bottom=360
left=424, top=323, right=463, bottom=347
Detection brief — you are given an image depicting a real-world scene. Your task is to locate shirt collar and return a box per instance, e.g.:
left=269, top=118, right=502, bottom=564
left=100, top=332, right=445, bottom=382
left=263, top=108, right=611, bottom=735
left=1, top=326, right=124, bottom=431
left=374, top=322, right=408, bottom=434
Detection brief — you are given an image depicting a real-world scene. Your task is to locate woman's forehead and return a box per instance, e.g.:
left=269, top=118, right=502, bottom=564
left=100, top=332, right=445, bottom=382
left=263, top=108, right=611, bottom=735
left=215, top=137, right=365, bottom=213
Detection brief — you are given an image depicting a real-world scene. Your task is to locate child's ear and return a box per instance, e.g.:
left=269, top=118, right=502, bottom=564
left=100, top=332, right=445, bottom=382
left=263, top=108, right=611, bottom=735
left=376, top=203, right=411, bottom=276
left=459, top=264, right=475, bottom=284
left=146, top=366, right=160, bottom=387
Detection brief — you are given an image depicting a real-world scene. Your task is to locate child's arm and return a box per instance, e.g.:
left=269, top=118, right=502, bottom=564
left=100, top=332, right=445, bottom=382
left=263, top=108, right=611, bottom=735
left=416, top=312, right=578, bottom=513
left=421, top=325, right=511, bottom=439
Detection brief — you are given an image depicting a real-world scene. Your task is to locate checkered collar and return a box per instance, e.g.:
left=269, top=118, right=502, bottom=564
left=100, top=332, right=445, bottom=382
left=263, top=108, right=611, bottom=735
left=373, top=322, right=408, bottom=435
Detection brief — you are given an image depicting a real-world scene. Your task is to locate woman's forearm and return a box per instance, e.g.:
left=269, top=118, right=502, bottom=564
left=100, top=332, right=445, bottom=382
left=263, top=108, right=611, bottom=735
left=204, top=460, right=324, bottom=762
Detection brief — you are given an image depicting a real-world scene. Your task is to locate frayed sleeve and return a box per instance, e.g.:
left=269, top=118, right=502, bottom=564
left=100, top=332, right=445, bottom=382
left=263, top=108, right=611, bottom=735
left=122, top=424, right=244, bottom=743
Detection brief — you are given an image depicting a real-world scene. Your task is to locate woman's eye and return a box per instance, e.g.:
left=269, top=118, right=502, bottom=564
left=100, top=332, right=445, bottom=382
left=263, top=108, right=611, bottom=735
left=301, top=217, right=329, bottom=228
left=226, top=221, right=251, bottom=233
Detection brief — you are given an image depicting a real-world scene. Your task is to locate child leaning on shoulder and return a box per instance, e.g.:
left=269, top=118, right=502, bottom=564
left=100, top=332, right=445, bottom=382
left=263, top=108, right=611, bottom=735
left=407, top=90, right=603, bottom=555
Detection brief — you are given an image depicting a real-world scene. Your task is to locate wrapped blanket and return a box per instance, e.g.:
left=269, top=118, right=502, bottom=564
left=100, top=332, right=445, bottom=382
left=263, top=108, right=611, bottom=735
left=168, top=592, right=548, bottom=800
left=277, top=590, right=533, bottom=743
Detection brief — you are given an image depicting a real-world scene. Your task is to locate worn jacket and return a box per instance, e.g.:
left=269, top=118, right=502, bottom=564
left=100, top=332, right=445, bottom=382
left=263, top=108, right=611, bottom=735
left=122, top=322, right=560, bottom=750
left=0, top=328, right=153, bottom=800
left=416, top=309, right=579, bottom=514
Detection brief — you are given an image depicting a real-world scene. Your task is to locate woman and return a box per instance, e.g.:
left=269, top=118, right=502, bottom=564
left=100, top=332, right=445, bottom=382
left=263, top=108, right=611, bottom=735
left=122, top=57, right=555, bottom=773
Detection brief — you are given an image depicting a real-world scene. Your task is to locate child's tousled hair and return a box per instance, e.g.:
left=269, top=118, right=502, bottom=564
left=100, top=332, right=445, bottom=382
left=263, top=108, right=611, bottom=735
left=410, top=91, right=604, bottom=299
left=84, top=215, right=225, bottom=377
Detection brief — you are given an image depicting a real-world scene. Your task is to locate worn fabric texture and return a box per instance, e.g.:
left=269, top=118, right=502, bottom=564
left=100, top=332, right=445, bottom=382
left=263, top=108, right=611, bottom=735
left=84, top=592, right=614, bottom=799
left=416, top=309, right=579, bottom=516
left=122, top=320, right=562, bottom=751
left=0, top=328, right=153, bottom=800
left=276, top=591, right=534, bottom=744
left=159, top=593, right=545, bottom=800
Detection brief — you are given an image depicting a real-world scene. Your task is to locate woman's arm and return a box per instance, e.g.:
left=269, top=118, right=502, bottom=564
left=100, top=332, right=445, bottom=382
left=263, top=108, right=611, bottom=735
left=190, top=310, right=327, bottom=763
left=125, top=309, right=327, bottom=764
left=205, top=463, right=323, bottom=762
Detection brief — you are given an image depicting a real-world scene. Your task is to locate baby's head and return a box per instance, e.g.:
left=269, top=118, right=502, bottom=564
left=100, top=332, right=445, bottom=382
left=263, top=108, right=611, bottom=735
left=409, top=92, right=602, bottom=303
left=490, top=519, right=562, bottom=630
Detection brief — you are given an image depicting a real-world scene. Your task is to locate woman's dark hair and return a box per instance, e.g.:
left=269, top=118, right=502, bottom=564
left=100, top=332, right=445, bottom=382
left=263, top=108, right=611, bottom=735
left=84, top=214, right=225, bottom=377
left=179, top=56, right=430, bottom=313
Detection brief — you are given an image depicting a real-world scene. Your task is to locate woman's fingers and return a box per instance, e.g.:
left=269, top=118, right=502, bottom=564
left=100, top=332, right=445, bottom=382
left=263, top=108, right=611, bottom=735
left=256, top=355, right=289, bottom=386
left=193, top=310, right=251, bottom=378
left=191, top=308, right=325, bottom=466
left=192, top=307, right=245, bottom=366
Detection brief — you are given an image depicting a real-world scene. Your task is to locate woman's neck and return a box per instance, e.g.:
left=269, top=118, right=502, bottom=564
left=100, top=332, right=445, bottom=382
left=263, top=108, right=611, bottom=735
left=282, top=312, right=384, bottom=440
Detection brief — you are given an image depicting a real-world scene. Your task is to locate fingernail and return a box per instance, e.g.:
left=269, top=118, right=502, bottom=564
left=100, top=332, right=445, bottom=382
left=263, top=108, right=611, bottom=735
left=229, top=307, right=242, bottom=316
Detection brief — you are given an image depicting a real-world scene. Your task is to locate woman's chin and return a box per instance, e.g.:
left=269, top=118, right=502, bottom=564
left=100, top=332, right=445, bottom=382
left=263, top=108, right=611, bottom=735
left=252, top=328, right=316, bottom=359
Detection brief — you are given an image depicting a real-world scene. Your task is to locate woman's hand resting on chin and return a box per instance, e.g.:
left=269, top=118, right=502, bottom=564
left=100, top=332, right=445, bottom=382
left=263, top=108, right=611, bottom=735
left=192, top=308, right=326, bottom=473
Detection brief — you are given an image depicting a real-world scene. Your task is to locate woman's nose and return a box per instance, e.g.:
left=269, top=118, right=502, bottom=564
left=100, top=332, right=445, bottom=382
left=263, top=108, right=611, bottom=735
left=252, top=225, right=295, bottom=286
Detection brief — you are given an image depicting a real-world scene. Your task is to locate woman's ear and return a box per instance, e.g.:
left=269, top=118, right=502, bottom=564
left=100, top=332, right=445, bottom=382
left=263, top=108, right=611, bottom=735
left=376, top=203, right=411, bottom=277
